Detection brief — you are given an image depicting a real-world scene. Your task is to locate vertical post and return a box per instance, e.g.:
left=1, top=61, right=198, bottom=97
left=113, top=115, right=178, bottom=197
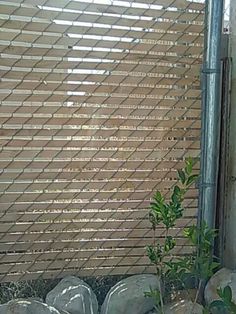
left=224, top=0, right=236, bottom=268
left=199, top=0, right=224, bottom=229
left=216, top=34, right=230, bottom=263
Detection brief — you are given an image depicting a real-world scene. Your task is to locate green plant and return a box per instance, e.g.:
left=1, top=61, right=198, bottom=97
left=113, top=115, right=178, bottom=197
left=204, top=286, right=236, bottom=314
left=145, top=158, right=224, bottom=313
left=146, top=158, right=199, bottom=312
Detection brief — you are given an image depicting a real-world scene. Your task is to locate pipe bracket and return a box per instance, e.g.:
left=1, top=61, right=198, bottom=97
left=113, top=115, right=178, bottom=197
left=200, top=182, right=217, bottom=188
left=202, top=68, right=221, bottom=74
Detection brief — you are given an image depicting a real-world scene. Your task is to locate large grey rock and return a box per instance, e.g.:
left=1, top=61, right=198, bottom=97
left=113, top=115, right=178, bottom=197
left=164, top=300, right=203, bottom=313
left=204, top=268, right=236, bottom=304
left=101, top=274, right=160, bottom=314
left=146, top=299, right=203, bottom=314
left=0, top=299, right=61, bottom=314
left=46, top=276, right=98, bottom=314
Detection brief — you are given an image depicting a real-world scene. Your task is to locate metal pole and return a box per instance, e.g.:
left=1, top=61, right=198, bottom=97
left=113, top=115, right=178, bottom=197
left=224, top=0, right=236, bottom=268
left=199, top=0, right=224, bottom=229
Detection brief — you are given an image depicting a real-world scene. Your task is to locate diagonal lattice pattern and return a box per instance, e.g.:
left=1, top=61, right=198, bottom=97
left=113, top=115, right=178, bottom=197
left=0, top=0, right=205, bottom=282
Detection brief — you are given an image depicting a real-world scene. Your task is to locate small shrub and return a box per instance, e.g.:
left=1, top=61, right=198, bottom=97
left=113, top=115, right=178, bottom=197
left=146, top=158, right=236, bottom=313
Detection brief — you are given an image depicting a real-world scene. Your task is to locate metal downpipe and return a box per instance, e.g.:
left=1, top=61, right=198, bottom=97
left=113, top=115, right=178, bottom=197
left=199, top=0, right=224, bottom=229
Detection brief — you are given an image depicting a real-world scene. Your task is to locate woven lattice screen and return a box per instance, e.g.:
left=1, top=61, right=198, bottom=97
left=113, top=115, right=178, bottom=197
left=0, top=0, right=204, bottom=282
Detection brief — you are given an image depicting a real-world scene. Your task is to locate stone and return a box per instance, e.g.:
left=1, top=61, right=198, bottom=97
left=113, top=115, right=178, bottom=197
left=163, top=300, right=203, bottom=314
left=28, top=297, right=44, bottom=303
left=145, top=299, right=203, bottom=314
left=46, top=276, right=98, bottom=314
left=100, top=274, right=160, bottom=314
left=204, top=268, right=236, bottom=304
left=0, top=299, right=61, bottom=314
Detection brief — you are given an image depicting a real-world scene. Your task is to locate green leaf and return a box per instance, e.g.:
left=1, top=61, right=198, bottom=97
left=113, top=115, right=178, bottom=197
left=146, top=245, right=159, bottom=265
left=184, top=225, right=198, bottom=245
left=185, top=157, right=194, bottom=175
left=173, top=185, right=181, bottom=195
left=223, top=285, right=233, bottom=303
left=217, top=287, right=224, bottom=299
left=209, top=261, right=220, bottom=274
left=186, top=174, right=198, bottom=186
left=144, top=288, right=162, bottom=309
left=164, top=236, right=176, bottom=252
left=154, top=191, right=164, bottom=202
left=171, top=185, right=183, bottom=205
left=177, top=169, right=186, bottom=184
left=185, top=157, right=198, bottom=175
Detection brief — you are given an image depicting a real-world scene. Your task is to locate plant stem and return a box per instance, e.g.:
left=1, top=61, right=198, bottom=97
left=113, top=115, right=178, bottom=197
left=158, top=277, right=164, bottom=313
left=153, top=228, right=164, bottom=313
left=190, top=279, right=202, bottom=314
left=158, top=227, right=170, bottom=313
left=194, top=279, right=202, bottom=304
